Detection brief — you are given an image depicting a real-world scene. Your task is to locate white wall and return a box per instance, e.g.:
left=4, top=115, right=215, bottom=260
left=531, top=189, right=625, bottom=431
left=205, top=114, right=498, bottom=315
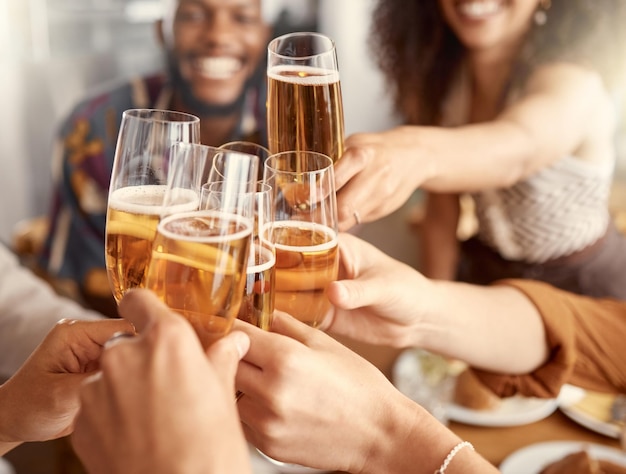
left=318, top=0, right=399, bottom=136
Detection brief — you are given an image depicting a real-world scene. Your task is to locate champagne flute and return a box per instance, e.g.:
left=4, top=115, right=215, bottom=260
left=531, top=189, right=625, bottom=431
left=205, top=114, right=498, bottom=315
left=263, top=150, right=339, bottom=328
left=267, top=32, right=346, bottom=162
left=144, top=148, right=259, bottom=348
left=202, top=181, right=276, bottom=330
left=105, top=109, right=200, bottom=303
left=219, top=141, right=270, bottom=181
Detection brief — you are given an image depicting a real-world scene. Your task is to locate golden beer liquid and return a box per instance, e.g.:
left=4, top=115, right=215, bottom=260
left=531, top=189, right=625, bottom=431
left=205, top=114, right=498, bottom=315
left=144, top=211, right=252, bottom=347
left=238, top=244, right=276, bottom=330
left=272, top=221, right=338, bottom=327
left=105, top=185, right=199, bottom=302
left=267, top=65, right=345, bottom=162
left=105, top=185, right=166, bottom=302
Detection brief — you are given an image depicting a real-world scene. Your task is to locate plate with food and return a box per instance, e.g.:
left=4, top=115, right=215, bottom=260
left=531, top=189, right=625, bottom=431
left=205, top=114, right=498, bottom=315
left=558, top=384, right=625, bottom=439
left=447, top=368, right=559, bottom=427
left=499, top=441, right=626, bottom=474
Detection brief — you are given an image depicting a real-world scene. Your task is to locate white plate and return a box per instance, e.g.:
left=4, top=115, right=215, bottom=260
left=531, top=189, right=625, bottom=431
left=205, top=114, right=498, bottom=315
left=499, top=440, right=626, bottom=474
left=392, top=348, right=559, bottom=427
left=250, top=446, right=331, bottom=474
left=448, top=394, right=559, bottom=427
left=558, top=384, right=623, bottom=439
left=0, top=458, right=15, bottom=474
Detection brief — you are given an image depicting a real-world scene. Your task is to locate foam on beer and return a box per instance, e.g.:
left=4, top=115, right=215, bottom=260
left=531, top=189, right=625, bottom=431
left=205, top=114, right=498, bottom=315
left=109, top=185, right=168, bottom=215
left=272, top=220, right=338, bottom=252
left=267, top=65, right=340, bottom=86
left=248, top=243, right=276, bottom=274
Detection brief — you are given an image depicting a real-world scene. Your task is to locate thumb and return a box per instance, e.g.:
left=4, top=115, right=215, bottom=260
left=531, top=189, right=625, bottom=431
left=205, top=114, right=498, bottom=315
left=205, top=331, right=250, bottom=390
left=327, top=278, right=380, bottom=310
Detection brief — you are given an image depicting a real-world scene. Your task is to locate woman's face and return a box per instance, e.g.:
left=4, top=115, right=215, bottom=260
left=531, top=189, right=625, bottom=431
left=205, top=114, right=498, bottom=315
left=438, top=0, right=540, bottom=56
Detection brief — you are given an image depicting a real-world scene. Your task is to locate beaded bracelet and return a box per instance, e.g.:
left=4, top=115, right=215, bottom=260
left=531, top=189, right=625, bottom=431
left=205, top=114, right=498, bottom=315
left=434, top=441, right=475, bottom=474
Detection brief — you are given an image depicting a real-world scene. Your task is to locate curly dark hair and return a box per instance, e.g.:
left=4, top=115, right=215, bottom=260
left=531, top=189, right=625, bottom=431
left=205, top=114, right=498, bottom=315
left=370, top=0, right=626, bottom=125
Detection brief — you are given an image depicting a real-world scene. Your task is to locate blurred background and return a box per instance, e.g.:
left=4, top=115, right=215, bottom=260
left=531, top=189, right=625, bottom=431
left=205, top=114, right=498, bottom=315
left=1, top=0, right=625, bottom=248
left=0, top=0, right=400, bottom=246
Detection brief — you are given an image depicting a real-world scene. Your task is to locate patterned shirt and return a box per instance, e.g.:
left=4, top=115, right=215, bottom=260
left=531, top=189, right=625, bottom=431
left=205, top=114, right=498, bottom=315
left=38, top=73, right=267, bottom=300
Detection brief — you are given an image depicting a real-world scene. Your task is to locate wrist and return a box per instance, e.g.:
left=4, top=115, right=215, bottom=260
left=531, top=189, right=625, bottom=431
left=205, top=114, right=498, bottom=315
left=357, top=390, right=461, bottom=474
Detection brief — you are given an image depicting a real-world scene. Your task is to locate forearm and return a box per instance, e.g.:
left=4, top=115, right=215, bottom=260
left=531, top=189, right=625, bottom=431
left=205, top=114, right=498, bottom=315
left=413, top=281, right=548, bottom=374
left=412, top=122, right=534, bottom=193
left=0, top=385, right=22, bottom=456
left=0, top=253, right=101, bottom=377
left=360, top=390, right=497, bottom=474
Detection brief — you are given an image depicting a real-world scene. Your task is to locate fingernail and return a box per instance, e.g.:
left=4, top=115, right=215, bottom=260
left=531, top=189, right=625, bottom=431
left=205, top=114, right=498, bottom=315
left=232, top=332, right=250, bottom=359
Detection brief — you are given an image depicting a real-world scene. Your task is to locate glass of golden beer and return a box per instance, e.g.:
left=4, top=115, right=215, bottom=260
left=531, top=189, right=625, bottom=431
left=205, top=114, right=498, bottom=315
left=105, top=109, right=200, bottom=303
left=203, top=181, right=276, bottom=330
left=263, top=151, right=339, bottom=328
left=144, top=209, right=254, bottom=348
left=144, top=148, right=259, bottom=347
left=267, top=32, right=345, bottom=162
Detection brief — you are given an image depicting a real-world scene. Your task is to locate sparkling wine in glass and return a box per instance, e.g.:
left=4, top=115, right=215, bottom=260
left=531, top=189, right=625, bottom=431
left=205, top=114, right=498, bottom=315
left=267, top=32, right=346, bottom=162
left=264, top=150, right=339, bottom=328
left=105, top=109, right=200, bottom=303
left=203, top=181, right=275, bottom=330
left=144, top=146, right=259, bottom=347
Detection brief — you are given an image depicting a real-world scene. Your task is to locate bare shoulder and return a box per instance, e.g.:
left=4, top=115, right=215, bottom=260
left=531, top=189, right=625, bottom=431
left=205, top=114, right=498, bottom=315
left=525, top=62, right=608, bottom=100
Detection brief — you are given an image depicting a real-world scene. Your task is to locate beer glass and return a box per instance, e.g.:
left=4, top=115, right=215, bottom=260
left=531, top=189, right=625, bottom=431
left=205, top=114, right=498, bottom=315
left=144, top=149, right=259, bottom=348
left=203, top=181, right=275, bottom=330
left=219, top=141, right=270, bottom=180
left=105, top=109, right=200, bottom=303
left=264, top=151, right=339, bottom=328
left=267, top=32, right=345, bottom=162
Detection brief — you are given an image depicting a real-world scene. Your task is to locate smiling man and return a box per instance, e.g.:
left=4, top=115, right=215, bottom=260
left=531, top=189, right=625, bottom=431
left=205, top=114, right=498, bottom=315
left=38, top=0, right=279, bottom=318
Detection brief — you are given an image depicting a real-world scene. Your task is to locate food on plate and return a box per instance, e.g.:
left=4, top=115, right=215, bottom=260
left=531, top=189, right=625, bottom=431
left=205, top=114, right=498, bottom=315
left=452, top=368, right=501, bottom=410
left=539, top=450, right=626, bottom=474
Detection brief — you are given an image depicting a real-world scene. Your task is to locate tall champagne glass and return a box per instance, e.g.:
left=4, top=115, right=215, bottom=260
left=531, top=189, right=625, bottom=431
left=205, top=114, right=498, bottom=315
left=144, top=148, right=259, bottom=348
left=105, top=109, right=200, bottom=303
left=267, top=32, right=346, bottom=162
left=220, top=141, right=270, bottom=180
left=264, top=151, right=338, bottom=328
left=203, top=181, right=275, bottom=330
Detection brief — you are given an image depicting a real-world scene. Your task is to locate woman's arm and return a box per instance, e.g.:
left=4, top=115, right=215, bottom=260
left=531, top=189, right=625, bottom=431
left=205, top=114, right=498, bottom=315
left=326, top=233, right=548, bottom=373
left=335, top=63, right=612, bottom=228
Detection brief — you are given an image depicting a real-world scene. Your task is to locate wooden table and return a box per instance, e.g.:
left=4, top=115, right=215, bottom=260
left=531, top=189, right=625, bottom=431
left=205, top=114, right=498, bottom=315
left=450, top=410, right=622, bottom=467
left=342, top=338, right=624, bottom=470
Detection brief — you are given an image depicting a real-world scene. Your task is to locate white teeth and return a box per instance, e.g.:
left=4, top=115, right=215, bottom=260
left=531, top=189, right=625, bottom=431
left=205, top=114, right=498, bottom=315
left=195, top=57, right=242, bottom=79
left=458, top=0, right=501, bottom=18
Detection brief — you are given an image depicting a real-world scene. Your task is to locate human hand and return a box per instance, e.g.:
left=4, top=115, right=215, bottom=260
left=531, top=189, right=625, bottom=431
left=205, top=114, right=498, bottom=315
left=323, top=233, right=430, bottom=348
left=0, top=317, right=133, bottom=449
left=72, top=289, right=252, bottom=474
left=335, top=127, right=429, bottom=230
left=235, top=311, right=403, bottom=473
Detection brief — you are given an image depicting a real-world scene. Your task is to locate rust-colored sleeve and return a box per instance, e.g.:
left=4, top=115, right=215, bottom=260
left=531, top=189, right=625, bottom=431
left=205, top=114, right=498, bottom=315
left=471, top=279, right=626, bottom=398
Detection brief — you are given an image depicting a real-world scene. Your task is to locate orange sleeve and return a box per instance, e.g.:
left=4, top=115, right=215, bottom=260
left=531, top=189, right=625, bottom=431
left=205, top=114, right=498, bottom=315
left=471, top=279, right=626, bottom=398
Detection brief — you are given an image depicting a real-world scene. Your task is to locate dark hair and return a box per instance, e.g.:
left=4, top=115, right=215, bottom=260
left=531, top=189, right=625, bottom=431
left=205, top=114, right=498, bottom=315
left=370, top=0, right=626, bottom=124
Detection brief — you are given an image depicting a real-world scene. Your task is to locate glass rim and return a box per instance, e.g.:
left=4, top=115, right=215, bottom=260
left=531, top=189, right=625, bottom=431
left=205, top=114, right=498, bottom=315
left=219, top=141, right=271, bottom=156
left=268, top=31, right=336, bottom=60
left=264, top=150, right=334, bottom=175
left=157, top=209, right=253, bottom=242
left=122, top=108, right=200, bottom=125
